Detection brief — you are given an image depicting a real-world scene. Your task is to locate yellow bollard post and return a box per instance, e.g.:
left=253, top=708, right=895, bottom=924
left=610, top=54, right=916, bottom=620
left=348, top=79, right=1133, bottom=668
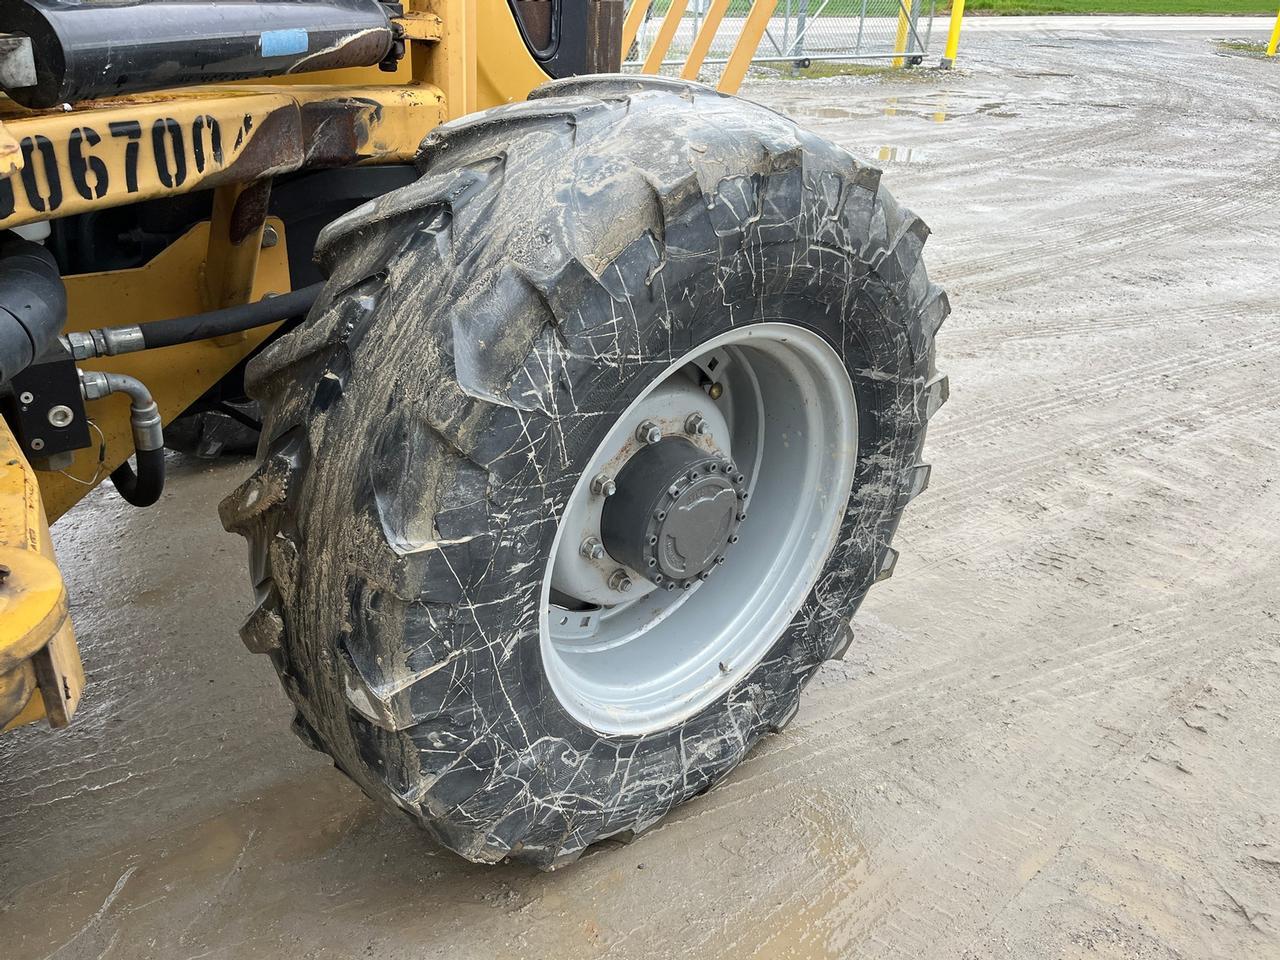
left=717, top=0, right=779, bottom=94
left=682, top=0, right=732, bottom=79
left=892, top=0, right=915, bottom=68
left=643, top=0, right=692, bottom=73
left=941, top=0, right=966, bottom=69
left=1268, top=9, right=1280, bottom=56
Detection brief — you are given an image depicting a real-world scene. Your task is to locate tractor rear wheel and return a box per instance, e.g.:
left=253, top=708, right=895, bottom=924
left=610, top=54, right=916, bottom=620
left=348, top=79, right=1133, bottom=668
left=220, top=76, right=948, bottom=868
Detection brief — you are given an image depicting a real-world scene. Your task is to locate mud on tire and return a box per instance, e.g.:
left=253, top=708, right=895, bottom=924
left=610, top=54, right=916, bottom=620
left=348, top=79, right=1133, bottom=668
left=220, top=76, right=948, bottom=868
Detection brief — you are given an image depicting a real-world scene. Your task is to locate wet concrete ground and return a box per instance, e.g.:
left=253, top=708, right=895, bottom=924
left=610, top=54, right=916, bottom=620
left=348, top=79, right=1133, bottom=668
left=4, top=20, right=1280, bottom=960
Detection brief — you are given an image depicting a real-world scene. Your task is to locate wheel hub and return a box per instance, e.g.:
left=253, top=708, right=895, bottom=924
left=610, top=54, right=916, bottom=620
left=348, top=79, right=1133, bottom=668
left=601, top=438, right=746, bottom=590
left=541, top=324, right=859, bottom=735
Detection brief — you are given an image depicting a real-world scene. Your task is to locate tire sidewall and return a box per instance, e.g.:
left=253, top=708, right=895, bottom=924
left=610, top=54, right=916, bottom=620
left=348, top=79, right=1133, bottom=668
left=461, top=237, right=923, bottom=798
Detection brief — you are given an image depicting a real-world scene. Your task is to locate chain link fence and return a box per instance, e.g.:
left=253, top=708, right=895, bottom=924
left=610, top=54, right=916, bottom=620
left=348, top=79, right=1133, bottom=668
left=623, top=0, right=938, bottom=80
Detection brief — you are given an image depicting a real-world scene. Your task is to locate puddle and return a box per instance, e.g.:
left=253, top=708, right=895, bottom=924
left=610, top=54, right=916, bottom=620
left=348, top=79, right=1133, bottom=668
left=869, top=145, right=928, bottom=164
left=883, top=95, right=949, bottom=122
left=811, top=105, right=880, bottom=120
left=976, top=100, right=1020, bottom=118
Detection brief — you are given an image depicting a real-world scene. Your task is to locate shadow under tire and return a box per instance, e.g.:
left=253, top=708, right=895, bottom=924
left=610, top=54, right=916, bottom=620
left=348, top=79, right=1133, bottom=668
left=220, top=77, right=948, bottom=868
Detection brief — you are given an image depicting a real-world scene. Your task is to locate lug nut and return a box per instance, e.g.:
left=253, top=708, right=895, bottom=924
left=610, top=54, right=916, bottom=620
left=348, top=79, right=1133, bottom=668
left=608, top=569, right=633, bottom=592
left=636, top=421, right=662, bottom=445
left=579, top=536, right=605, bottom=561
left=684, top=413, right=710, bottom=437
left=591, top=473, right=617, bottom=497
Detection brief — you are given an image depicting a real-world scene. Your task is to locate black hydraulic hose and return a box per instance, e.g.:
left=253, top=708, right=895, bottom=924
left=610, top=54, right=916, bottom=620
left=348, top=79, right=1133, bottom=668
left=138, top=283, right=324, bottom=350
left=80, top=370, right=166, bottom=507
left=109, top=448, right=165, bottom=508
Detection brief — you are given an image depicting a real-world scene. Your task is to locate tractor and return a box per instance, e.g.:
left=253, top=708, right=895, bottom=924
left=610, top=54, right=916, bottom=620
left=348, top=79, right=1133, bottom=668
left=0, top=0, right=947, bottom=867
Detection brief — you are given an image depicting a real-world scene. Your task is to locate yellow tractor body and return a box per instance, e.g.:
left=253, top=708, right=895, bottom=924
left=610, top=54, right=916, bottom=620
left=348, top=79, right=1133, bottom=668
left=0, top=0, right=945, bottom=869
left=0, top=0, right=580, bottom=731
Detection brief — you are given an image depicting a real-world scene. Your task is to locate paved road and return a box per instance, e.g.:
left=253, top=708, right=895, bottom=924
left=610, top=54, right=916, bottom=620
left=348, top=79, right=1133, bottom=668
left=952, top=14, right=1278, bottom=31
left=2, top=24, right=1279, bottom=960
left=629, top=13, right=1279, bottom=62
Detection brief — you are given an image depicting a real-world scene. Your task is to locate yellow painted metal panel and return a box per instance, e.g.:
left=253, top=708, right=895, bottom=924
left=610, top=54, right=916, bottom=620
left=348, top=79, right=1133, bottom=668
left=0, top=420, right=82, bottom=731
left=417, top=0, right=478, bottom=119
left=2, top=680, right=46, bottom=732
left=474, top=0, right=554, bottom=109
left=0, top=84, right=445, bottom=232
left=40, top=220, right=291, bottom=522
left=397, top=10, right=445, bottom=41
left=0, top=92, right=297, bottom=231
left=0, top=120, right=20, bottom=178
left=204, top=180, right=272, bottom=311
left=1268, top=10, right=1279, bottom=56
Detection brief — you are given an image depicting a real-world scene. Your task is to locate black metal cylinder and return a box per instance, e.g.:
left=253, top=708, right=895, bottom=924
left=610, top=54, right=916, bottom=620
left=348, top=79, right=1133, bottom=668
left=1, top=0, right=396, bottom=109
left=0, top=232, right=65, bottom=383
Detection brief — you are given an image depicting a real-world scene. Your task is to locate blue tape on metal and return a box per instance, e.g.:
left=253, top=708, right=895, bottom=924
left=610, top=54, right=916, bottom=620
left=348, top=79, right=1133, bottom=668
left=260, top=28, right=309, bottom=58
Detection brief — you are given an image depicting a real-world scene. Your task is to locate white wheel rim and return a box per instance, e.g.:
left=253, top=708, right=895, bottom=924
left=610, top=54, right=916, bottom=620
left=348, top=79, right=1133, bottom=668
left=539, top=323, right=858, bottom=736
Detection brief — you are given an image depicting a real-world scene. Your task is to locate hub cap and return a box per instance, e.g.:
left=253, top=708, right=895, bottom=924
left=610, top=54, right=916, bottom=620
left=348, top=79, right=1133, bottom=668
left=600, top=438, right=747, bottom=590
left=540, top=324, right=858, bottom=735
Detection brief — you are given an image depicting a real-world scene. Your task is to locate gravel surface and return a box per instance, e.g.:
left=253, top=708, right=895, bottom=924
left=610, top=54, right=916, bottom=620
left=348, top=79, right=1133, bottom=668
left=2, top=20, right=1278, bottom=960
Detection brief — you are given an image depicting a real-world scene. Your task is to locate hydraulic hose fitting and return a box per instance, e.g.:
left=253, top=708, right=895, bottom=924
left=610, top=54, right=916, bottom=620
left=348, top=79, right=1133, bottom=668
left=79, top=371, right=162, bottom=451
left=79, top=370, right=165, bottom=507
left=63, top=326, right=145, bottom=360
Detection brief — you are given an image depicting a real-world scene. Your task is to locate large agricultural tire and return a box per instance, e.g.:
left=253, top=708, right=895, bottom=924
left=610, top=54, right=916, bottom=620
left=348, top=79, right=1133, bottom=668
left=219, top=75, right=948, bottom=868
